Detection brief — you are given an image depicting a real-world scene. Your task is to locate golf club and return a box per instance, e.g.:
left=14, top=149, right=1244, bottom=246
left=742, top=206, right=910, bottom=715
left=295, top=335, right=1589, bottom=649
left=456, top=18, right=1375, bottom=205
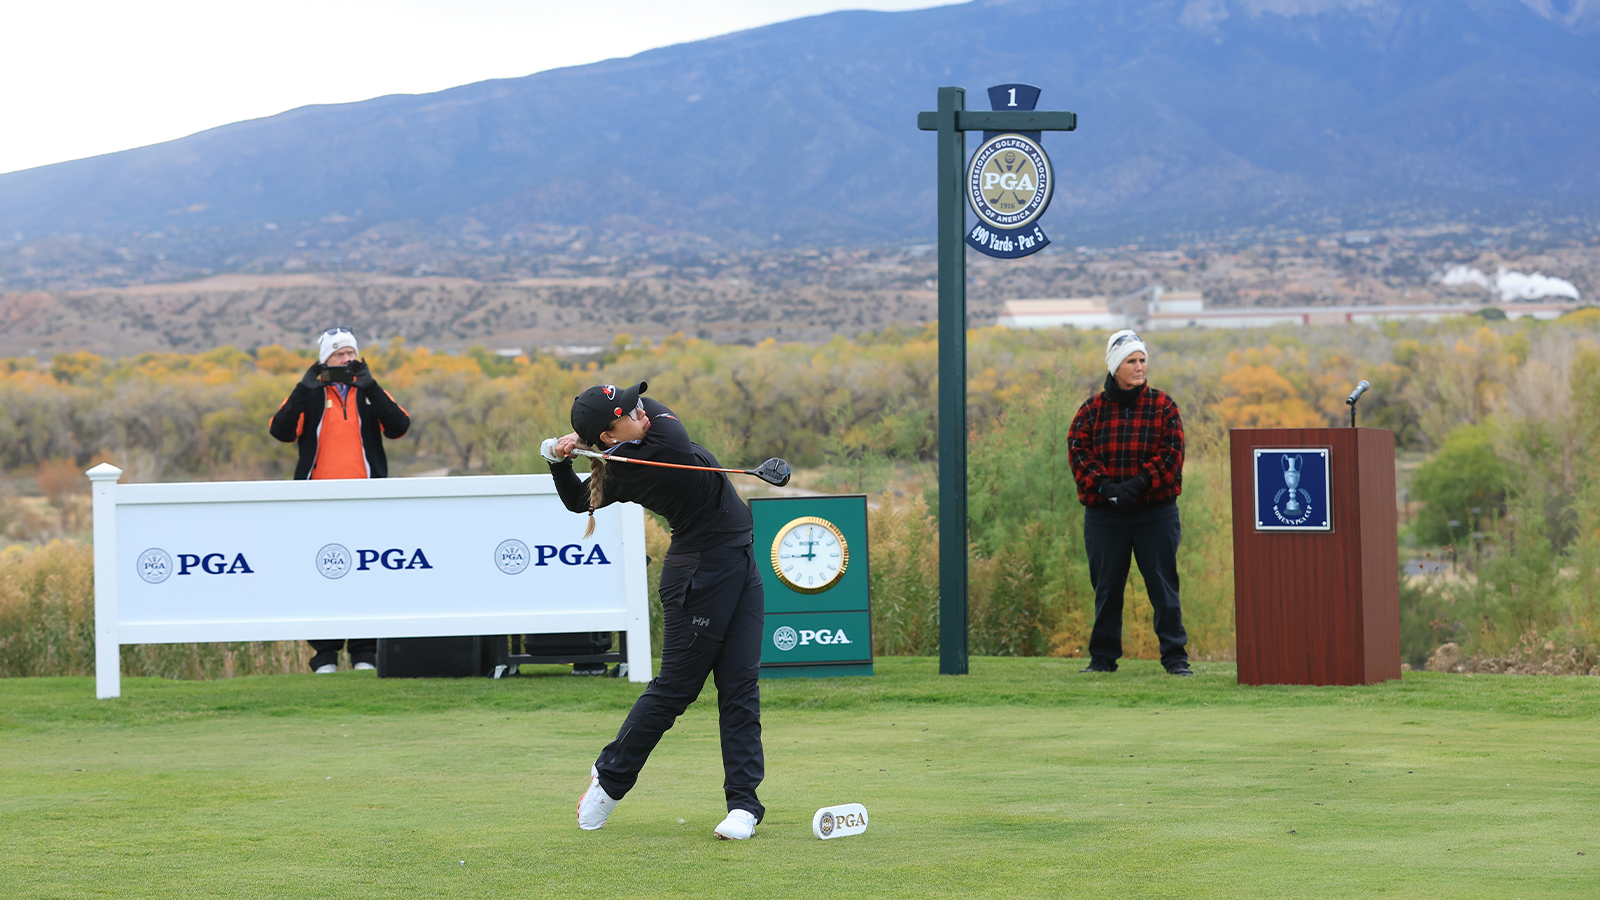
left=570, top=448, right=791, bottom=487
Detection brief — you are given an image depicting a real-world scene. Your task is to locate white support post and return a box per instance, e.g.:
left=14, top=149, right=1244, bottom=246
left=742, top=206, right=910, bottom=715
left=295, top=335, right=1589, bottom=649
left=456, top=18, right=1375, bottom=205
left=620, top=503, right=653, bottom=682
left=87, top=463, right=123, bottom=699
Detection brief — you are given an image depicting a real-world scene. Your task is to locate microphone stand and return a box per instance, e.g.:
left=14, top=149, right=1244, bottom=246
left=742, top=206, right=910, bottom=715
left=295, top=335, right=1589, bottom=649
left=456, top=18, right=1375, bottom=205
left=1345, top=380, right=1370, bottom=427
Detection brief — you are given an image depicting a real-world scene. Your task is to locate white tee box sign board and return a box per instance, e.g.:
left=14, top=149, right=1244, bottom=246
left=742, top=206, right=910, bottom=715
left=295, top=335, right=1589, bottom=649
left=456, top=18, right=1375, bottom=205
left=87, top=465, right=651, bottom=698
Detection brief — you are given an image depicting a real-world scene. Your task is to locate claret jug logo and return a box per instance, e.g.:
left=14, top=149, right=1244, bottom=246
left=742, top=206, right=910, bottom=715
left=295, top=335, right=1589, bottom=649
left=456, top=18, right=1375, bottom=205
left=1254, top=448, right=1331, bottom=531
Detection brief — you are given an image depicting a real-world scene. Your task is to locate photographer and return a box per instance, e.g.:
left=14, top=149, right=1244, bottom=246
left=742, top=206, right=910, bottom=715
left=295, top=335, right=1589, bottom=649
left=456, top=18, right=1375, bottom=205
left=269, top=326, right=410, bottom=673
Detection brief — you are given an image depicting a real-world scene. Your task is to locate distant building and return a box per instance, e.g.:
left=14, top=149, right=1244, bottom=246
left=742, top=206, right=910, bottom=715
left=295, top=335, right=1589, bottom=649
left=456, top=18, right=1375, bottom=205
left=996, top=298, right=1122, bottom=330
left=1150, top=290, right=1203, bottom=315
left=1145, top=296, right=1579, bottom=330
left=996, top=290, right=1580, bottom=332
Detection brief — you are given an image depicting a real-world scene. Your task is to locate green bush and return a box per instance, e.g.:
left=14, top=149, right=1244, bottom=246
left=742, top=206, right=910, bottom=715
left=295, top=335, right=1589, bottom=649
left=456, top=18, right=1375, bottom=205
left=1408, top=424, right=1509, bottom=547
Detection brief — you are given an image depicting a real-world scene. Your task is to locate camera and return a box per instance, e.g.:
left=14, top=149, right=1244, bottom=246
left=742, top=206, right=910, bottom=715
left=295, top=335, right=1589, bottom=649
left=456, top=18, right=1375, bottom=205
left=319, top=364, right=358, bottom=386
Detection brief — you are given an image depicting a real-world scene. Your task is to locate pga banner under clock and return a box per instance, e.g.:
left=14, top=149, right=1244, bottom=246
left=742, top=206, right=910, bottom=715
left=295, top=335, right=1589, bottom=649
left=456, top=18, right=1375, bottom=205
left=750, top=495, right=873, bottom=678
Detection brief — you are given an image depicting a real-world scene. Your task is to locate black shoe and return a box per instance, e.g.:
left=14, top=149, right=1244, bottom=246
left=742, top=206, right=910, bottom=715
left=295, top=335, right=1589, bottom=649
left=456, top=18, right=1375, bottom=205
left=1166, top=664, right=1195, bottom=677
left=1078, top=662, right=1117, bottom=674
left=571, top=662, right=608, bottom=676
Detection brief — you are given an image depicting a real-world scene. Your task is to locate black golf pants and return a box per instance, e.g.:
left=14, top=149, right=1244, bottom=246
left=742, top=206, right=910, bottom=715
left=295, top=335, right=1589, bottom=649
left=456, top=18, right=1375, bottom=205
left=594, top=540, right=766, bottom=821
left=1084, top=499, right=1188, bottom=670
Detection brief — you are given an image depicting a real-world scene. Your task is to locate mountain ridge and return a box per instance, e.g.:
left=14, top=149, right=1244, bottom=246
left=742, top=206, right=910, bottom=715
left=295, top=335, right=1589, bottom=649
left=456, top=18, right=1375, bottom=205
left=1, top=0, right=1596, bottom=281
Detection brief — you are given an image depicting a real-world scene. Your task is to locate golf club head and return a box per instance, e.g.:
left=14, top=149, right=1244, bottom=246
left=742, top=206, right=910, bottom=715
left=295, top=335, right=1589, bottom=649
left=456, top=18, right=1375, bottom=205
left=753, top=458, right=791, bottom=487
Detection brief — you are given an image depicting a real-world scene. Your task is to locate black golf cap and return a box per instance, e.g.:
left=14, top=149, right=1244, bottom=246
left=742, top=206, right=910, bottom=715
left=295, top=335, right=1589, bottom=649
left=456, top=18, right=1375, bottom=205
left=571, top=381, right=648, bottom=447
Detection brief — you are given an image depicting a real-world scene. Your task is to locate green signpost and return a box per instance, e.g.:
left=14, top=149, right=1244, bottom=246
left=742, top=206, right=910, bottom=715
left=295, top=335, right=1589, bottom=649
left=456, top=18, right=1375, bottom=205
left=752, top=495, right=873, bottom=678
left=918, top=86, right=1077, bottom=675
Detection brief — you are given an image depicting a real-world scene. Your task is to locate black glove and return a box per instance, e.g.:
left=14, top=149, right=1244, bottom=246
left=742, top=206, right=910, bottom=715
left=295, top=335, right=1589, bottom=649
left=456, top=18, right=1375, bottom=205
left=1100, top=481, right=1134, bottom=506
left=299, top=363, right=325, bottom=392
left=348, top=358, right=377, bottom=392
left=1099, top=474, right=1149, bottom=507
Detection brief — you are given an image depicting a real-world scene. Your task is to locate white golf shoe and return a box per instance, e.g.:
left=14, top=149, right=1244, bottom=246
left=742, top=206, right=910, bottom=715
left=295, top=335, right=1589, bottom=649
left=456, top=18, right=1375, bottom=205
left=577, top=766, right=618, bottom=830
left=714, top=809, right=758, bottom=840
left=313, top=664, right=338, bottom=674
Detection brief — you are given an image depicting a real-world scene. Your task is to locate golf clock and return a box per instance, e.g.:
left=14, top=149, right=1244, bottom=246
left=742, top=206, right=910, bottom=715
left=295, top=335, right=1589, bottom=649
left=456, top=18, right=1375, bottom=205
left=771, top=515, right=849, bottom=594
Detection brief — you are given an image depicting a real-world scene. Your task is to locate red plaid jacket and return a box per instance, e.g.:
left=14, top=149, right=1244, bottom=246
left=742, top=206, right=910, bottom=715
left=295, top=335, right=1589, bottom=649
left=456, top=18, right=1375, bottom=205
left=1068, top=378, right=1185, bottom=508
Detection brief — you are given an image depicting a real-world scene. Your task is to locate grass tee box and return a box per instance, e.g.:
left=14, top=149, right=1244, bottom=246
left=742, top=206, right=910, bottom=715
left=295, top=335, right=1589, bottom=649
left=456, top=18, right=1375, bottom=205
left=752, top=495, right=872, bottom=678
left=86, top=464, right=652, bottom=697
left=2, top=660, right=1595, bottom=900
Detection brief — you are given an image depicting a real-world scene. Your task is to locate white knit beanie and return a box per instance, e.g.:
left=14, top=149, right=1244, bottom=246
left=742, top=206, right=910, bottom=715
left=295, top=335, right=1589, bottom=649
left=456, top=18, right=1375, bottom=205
left=318, top=328, right=359, bottom=365
left=1105, top=329, right=1146, bottom=374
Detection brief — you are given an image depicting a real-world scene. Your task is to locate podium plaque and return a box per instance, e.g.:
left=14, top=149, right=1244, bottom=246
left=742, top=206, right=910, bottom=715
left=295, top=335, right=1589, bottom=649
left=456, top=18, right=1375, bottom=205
left=1230, top=428, right=1401, bottom=685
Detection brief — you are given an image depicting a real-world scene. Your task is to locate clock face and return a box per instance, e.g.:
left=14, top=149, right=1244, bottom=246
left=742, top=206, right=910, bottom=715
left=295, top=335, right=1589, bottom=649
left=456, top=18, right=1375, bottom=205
left=771, top=516, right=849, bottom=594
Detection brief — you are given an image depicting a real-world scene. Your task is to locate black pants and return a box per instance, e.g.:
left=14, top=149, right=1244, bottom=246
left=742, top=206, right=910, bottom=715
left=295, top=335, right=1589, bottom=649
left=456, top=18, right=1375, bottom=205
left=1084, top=499, right=1188, bottom=670
left=594, top=541, right=766, bottom=821
left=308, top=639, right=377, bottom=670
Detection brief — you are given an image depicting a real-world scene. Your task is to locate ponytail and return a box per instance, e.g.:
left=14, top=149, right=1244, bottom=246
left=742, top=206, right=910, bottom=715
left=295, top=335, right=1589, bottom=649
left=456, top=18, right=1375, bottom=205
left=584, top=455, right=606, bottom=538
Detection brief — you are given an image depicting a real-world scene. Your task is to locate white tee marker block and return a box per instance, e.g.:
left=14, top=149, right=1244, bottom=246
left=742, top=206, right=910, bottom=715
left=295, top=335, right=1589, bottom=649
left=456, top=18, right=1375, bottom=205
left=812, top=803, right=869, bottom=840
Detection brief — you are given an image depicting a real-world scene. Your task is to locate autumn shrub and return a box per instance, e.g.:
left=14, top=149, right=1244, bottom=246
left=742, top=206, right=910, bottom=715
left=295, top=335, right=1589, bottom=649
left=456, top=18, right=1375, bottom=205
left=0, top=540, right=96, bottom=676
left=867, top=496, right=940, bottom=656
left=8, top=316, right=1600, bottom=671
left=1399, top=340, right=1600, bottom=665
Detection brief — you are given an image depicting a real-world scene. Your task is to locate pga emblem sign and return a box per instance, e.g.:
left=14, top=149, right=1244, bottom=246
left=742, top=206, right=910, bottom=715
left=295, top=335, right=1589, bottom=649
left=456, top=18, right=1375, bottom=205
left=964, top=84, right=1057, bottom=259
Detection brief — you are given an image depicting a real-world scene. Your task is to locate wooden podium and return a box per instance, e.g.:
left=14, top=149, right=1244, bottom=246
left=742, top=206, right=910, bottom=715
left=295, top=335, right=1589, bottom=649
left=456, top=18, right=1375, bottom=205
left=1229, top=428, right=1401, bottom=685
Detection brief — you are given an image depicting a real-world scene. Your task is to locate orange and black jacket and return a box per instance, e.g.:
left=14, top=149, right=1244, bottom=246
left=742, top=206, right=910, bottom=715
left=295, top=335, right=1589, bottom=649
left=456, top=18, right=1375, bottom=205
left=269, top=381, right=410, bottom=479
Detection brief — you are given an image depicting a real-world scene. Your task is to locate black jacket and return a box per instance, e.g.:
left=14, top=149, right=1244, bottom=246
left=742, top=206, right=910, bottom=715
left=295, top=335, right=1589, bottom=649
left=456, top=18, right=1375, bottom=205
left=269, top=382, right=410, bottom=479
left=549, top=397, right=753, bottom=552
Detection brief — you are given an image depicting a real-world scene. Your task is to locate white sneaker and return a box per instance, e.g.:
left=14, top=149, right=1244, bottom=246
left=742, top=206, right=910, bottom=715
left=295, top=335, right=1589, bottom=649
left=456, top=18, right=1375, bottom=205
left=314, top=664, right=338, bottom=674
left=353, top=662, right=376, bottom=671
left=577, top=766, right=618, bottom=830
left=714, top=809, right=758, bottom=840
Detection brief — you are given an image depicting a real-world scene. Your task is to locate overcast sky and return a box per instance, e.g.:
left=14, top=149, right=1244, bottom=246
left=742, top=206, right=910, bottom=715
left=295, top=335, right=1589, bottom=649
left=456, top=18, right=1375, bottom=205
left=1, top=0, right=956, bottom=175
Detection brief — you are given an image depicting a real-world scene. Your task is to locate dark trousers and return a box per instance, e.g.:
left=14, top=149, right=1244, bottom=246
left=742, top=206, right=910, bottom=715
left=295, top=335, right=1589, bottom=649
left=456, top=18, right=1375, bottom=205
left=308, top=639, right=377, bottom=669
left=1084, top=499, right=1188, bottom=669
left=595, top=541, right=766, bottom=821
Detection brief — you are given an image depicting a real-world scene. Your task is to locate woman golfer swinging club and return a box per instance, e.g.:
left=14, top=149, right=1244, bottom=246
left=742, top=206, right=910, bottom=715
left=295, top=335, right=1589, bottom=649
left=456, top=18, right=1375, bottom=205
left=542, top=381, right=766, bottom=840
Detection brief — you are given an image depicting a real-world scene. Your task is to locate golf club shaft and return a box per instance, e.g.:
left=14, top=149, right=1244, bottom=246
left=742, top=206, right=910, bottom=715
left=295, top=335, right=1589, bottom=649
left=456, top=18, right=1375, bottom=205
left=569, top=447, right=752, bottom=477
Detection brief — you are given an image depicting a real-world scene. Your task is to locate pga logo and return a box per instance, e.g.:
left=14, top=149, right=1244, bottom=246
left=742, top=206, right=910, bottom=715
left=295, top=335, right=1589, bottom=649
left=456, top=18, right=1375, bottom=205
left=772, top=625, right=853, bottom=652
left=316, top=543, right=434, bottom=579
left=495, top=540, right=613, bottom=575
left=137, top=548, right=253, bottom=583
left=812, top=803, right=869, bottom=840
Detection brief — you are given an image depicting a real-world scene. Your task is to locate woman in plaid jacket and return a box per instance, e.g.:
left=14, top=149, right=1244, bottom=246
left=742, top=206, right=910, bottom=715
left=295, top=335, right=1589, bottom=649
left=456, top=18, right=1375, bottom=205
left=1067, top=329, right=1193, bottom=676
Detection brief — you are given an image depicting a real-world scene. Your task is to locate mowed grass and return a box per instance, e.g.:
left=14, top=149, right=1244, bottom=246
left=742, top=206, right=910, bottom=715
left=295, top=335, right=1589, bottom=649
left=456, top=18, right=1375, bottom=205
left=1, top=658, right=1596, bottom=900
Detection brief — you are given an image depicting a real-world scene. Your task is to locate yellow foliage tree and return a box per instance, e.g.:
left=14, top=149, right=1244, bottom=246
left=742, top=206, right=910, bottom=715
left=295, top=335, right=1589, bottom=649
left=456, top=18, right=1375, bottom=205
left=1217, top=364, right=1322, bottom=428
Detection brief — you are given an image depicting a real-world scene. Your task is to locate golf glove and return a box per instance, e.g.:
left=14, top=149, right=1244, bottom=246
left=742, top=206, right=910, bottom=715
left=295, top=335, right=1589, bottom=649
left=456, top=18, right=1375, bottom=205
left=299, top=363, right=325, bottom=392
left=349, top=359, right=378, bottom=392
left=540, top=437, right=564, bottom=463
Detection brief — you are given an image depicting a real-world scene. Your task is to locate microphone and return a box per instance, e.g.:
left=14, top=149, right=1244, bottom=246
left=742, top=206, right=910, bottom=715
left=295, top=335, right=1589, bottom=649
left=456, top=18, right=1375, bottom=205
left=1345, top=380, right=1370, bottom=406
